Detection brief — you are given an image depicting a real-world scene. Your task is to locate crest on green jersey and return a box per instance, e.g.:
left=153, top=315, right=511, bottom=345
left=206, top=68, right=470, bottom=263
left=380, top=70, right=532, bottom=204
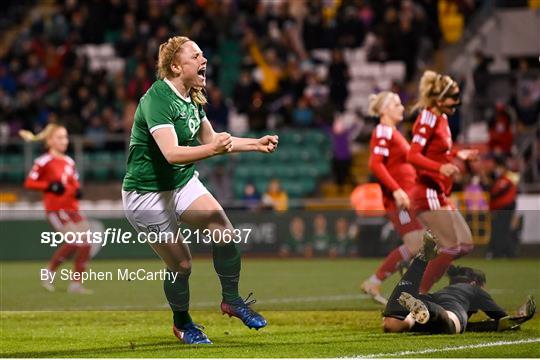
left=188, top=111, right=200, bottom=138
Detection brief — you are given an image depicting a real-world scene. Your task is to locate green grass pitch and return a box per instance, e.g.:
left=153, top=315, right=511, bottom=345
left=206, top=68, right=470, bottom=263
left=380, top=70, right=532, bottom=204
left=1, top=258, right=539, bottom=357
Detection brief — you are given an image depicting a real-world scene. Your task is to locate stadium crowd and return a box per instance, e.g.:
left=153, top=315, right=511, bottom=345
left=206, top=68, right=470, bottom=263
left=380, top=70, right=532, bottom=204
left=2, top=0, right=452, bottom=145
left=1, top=0, right=537, bottom=195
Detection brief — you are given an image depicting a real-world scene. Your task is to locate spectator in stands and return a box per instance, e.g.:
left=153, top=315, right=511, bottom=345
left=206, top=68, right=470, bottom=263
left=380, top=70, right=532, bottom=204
left=312, top=214, right=333, bottom=256
left=244, top=30, right=283, bottom=99
left=127, top=63, right=152, bottom=101
left=510, top=59, right=540, bottom=129
left=463, top=175, right=489, bottom=211
left=303, top=72, right=329, bottom=108
left=302, top=3, right=325, bottom=51
left=262, top=179, right=288, bottom=211
left=233, top=70, right=261, bottom=114
left=242, top=182, right=261, bottom=211
left=279, top=59, right=306, bottom=104
left=0, top=64, right=16, bottom=96
left=487, top=155, right=519, bottom=259
left=292, top=96, right=314, bottom=127
left=328, top=114, right=358, bottom=192
left=85, top=115, right=107, bottom=150
left=488, top=102, right=514, bottom=156
left=472, top=51, right=492, bottom=100
left=335, top=5, right=366, bottom=48
left=280, top=216, right=311, bottom=258
left=328, top=49, right=349, bottom=112
left=329, top=217, right=357, bottom=257
left=247, top=91, right=269, bottom=131
left=395, top=14, right=419, bottom=82
left=205, top=85, right=229, bottom=132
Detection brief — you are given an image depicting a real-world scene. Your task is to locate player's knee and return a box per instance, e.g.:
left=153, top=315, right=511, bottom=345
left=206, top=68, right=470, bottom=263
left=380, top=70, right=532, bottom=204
left=171, top=260, right=192, bottom=275
left=382, top=317, right=409, bottom=333
left=403, top=237, right=422, bottom=256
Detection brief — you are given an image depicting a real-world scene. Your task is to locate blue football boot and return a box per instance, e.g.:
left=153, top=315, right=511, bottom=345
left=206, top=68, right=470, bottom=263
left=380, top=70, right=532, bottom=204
left=221, top=292, right=268, bottom=330
left=173, top=322, right=212, bottom=344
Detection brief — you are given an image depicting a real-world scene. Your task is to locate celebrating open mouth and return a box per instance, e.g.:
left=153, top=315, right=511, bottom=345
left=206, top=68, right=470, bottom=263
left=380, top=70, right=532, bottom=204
left=198, top=67, right=206, bottom=80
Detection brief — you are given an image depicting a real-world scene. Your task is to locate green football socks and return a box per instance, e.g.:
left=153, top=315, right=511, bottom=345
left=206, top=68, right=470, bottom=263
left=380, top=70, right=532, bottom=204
left=212, top=242, right=242, bottom=304
left=163, top=269, right=192, bottom=328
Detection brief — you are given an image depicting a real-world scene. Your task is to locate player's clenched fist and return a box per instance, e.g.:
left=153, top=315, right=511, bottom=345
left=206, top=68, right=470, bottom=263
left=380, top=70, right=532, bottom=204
left=212, top=132, right=233, bottom=154
left=257, top=135, right=278, bottom=153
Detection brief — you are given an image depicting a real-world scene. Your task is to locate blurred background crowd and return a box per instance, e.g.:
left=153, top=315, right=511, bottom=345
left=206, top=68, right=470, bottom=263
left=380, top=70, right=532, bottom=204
left=0, top=0, right=539, bottom=257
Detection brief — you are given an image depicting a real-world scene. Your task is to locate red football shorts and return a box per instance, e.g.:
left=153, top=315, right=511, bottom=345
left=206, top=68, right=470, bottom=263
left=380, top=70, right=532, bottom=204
left=411, top=183, right=454, bottom=213
left=384, top=197, right=424, bottom=237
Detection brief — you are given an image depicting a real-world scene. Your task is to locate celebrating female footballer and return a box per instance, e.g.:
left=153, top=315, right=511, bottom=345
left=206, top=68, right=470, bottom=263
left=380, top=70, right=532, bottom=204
left=122, top=36, right=278, bottom=344
left=407, top=70, right=478, bottom=293
left=360, top=91, right=424, bottom=304
left=20, top=124, right=93, bottom=294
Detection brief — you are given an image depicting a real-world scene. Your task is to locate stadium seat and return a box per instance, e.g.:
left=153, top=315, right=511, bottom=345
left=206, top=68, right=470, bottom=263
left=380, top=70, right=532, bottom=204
left=112, top=152, right=126, bottom=180
left=3, top=154, right=25, bottom=182
left=86, top=152, right=112, bottom=181
left=278, top=132, right=303, bottom=146
left=229, top=129, right=331, bottom=198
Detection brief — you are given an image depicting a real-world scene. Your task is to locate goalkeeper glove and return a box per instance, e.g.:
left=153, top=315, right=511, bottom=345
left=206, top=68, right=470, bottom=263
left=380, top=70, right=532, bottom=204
left=47, top=181, right=65, bottom=195
left=497, top=296, right=536, bottom=331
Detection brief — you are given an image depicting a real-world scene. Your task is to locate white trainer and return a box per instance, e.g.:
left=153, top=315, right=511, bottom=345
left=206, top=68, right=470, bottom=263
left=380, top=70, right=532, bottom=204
left=67, top=282, right=93, bottom=295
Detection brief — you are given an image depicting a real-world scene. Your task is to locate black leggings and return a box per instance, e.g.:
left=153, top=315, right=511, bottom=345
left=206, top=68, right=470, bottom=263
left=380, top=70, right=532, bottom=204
left=383, top=257, right=458, bottom=334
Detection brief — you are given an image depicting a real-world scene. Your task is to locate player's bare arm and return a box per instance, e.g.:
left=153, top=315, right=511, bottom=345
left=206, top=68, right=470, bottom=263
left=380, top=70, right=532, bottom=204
left=152, top=126, right=231, bottom=164
left=198, top=120, right=278, bottom=153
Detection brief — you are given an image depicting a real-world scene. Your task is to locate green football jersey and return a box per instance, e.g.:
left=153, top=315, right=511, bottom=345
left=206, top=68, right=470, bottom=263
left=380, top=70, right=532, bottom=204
left=123, top=79, right=207, bottom=192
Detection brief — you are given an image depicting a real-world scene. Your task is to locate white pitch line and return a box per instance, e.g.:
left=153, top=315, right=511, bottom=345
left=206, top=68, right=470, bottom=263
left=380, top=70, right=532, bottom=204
left=352, top=338, right=540, bottom=358
left=193, top=293, right=370, bottom=307
left=2, top=293, right=371, bottom=311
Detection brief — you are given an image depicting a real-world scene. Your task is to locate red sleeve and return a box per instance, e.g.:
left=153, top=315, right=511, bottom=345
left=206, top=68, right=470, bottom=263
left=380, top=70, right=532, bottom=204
left=407, top=114, right=443, bottom=172
left=408, top=144, right=443, bottom=172
left=369, top=153, right=400, bottom=192
left=64, top=166, right=80, bottom=197
left=490, top=177, right=512, bottom=199
left=369, top=129, right=400, bottom=192
left=24, top=162, right=48, bottom=191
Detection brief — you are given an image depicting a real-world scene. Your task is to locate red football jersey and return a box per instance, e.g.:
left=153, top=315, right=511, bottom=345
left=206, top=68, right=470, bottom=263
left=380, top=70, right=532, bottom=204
left=408, top=108, right=455, bottom=195
left=368, top=123, right=417, bottom=200
left=24, top=152, right=80, bottom=211
left=489, top=173, right=517, bottom=210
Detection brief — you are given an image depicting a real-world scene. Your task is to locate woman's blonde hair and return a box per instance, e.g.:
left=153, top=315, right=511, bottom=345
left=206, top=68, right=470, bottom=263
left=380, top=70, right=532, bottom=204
left=412, top=70, right=457, bottom=112
left=156, top=36, right=207, bottom=105
left=368, top=91, right=396, bottom=117
left=19, top=123, right=65, bottom=145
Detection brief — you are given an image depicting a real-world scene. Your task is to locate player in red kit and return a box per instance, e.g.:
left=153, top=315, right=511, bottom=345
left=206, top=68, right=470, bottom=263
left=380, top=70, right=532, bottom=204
left=20, top=123, right=93, bottom=294
left=360, top=91, right=425, bottom=304
left=407, top=70, right=478, bottom=293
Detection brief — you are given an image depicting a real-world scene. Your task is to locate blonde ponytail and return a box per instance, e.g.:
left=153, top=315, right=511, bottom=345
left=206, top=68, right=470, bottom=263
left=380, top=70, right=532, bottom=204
left=157, top=36, right=207, bottom=106
left=190, top=88, right=207, bottom=106
left=19, top=124, right=63, bottom=143
left=412, top=70, right=457, bottom=112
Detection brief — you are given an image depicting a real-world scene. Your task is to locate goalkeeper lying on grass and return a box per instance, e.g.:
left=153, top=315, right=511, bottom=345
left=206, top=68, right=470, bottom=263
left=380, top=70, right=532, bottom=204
left=382, top=231, right=536, bottom=334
